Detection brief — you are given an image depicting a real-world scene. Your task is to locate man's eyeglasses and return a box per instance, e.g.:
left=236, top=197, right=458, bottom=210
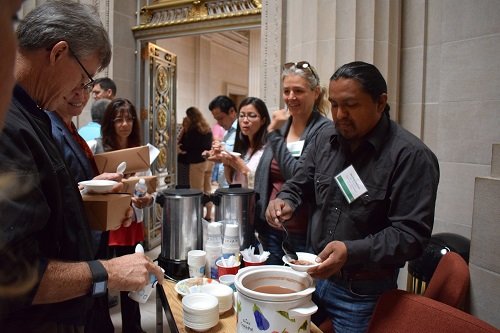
left=113, top=117, right=135, bottom=124
left=69, top=48, right=94, bottom=94
left=238, top=113, right=260, bottom=121
left=283, top=61, right=319, bottom=81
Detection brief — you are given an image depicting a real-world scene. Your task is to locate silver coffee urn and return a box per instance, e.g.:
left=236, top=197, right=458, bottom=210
left=211, top=185, right=256, bottom=249
left=156, top=187, right=203, bottom=280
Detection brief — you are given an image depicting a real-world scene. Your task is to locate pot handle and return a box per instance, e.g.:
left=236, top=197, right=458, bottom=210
left=292, top=287, right=316, bottom=298
left=287, top=301, right=318, bottom=317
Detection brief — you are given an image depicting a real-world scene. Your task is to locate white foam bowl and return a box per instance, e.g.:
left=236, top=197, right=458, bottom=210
left=282, top=252, right=320, bottom=272
left=182, top=293, right=219, bottom=314
left=201, top=283, right=234, bottom=313
left=182, top=293, right=219, bottom=329
left=184, top=318, right=218, bottom=332
left=78, top=179, right=117, bottom=193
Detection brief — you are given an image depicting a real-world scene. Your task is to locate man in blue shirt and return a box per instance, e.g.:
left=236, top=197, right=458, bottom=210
left=208, top=95, right=238, bottom=188
left=78, top=98, right=110, bottom=141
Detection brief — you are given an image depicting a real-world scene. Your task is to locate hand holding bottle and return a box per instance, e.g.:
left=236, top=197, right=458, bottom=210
left=133, top=179, right=148, bottom=222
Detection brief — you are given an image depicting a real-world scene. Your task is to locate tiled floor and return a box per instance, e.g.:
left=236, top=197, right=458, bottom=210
left=110, top=245, right=164, bottom=333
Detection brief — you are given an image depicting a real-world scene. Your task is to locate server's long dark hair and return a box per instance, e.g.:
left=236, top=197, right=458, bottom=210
left=100, top=98, right=141, bottom=151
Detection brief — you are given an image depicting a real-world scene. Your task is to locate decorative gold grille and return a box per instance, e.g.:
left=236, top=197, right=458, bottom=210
left=133, top=0, right=261, bottom=31
left=143, top=42, right=177, bottom=188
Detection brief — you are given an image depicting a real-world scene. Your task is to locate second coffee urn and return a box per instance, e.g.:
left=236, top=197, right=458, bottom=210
left=211, top=186, right=256, bottom=249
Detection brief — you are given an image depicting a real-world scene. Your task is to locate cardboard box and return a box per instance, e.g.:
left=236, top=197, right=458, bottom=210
left=94, top=145, right=150, bottom=174
left=82, top=193, right=131, bottom=231
left=122, top=176, right=158, bottom=194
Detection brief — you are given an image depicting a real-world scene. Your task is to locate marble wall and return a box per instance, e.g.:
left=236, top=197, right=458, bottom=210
left=400, top=0, right=500, bottom=241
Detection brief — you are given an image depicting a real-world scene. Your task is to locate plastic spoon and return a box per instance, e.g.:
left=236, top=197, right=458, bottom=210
left=116, top=161, right=127, bottom=174
left=281, top=222, right=298, bottom=261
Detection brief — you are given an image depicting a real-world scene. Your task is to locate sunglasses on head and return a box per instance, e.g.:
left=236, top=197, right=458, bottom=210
left=283, top=61, right=319, bottom=81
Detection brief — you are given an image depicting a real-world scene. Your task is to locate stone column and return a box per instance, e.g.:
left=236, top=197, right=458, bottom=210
left=260, top=0, right=286, bottom=111
left=260, top=0, right=401, bottom=116
left=248, top=29, right=261, bottom=97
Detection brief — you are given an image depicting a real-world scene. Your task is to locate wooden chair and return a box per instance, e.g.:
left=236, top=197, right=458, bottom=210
left=423, top=251, right=470, bottom=309
left=366, top=289, right=498, bottom=333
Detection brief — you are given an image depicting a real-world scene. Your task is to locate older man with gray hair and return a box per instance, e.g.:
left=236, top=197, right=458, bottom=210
left=0, top=2, right=163, bottom=332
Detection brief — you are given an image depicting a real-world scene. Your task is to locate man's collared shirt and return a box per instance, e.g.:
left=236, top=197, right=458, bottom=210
left=78, top=121, right=101, bottom=141
left=278, top=114, right=440, bottom=271
left=217, top=119, right=237, bottom=188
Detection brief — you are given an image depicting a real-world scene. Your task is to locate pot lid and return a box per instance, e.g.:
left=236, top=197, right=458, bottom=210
left=161, top=188, right=202, bottom=197
left=215, top=187, right=254, bottom=195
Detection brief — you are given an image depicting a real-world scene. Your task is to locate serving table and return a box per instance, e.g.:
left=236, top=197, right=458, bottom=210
left=156, top=279, right=323, bottom=333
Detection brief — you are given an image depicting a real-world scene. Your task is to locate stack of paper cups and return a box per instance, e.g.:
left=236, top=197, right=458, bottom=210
left=222, top=224, right=240, bottom=260
left=205, top=222, right=222, bottom=278
left=187, top=250, right=206, bottom=278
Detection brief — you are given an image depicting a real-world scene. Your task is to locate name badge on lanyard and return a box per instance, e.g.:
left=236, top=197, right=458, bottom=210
left=335, top=165, right=368, bottom=204
left=287, top=140, right=305, bottom=157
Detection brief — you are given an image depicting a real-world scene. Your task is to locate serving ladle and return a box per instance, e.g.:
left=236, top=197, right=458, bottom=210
left=281, top=222, right=298, bottom=261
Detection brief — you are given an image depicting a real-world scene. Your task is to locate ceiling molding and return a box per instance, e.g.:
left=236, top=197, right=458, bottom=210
left=202, top=31, right=249, bottom=56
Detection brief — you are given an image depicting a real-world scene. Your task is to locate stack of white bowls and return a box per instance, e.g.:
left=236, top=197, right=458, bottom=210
left=182, top=293, right=219, bottom=331
left=200, top=283, right=234, bottom=313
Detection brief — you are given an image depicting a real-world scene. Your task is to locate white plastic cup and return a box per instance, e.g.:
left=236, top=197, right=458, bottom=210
left=224, top=223, right=239, bottom=237
left=187, top=250, right=206, bottom=278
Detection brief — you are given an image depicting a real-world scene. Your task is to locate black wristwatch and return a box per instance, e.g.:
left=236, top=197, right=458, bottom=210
left=87, top=260, right=108, bottom=297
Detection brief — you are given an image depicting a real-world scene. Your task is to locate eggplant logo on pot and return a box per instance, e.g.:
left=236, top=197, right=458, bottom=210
left=252, top=304, right=270, bottom=330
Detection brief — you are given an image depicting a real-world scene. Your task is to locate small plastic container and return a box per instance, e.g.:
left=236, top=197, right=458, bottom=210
left=216, top=259, right=240, bottom=276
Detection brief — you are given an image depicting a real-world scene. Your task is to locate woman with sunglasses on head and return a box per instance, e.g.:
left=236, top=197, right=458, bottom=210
left=254, top=61, right=332, bottom=265
left=218, top=97, right=270, bottom=188
left=95, top=98, right=152, bottom=333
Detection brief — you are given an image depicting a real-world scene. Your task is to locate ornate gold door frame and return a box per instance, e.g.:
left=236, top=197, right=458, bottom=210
left=140, top=43, right=177, bottom=249
left=141, top=42, right=177, bottom=190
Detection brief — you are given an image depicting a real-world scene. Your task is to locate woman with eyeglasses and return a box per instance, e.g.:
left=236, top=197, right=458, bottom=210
left=254, top=61, right=332, bottom=265
left=95, top=98, right=153, bottom=333
left=217, top=97, right=270, bottom=188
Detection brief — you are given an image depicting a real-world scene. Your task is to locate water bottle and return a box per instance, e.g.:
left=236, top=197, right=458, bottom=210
left=133, top=179, right=147, bottom=222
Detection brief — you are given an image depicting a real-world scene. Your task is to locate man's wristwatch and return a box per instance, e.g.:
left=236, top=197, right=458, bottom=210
left=87, top=260, right=108, bottom=297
